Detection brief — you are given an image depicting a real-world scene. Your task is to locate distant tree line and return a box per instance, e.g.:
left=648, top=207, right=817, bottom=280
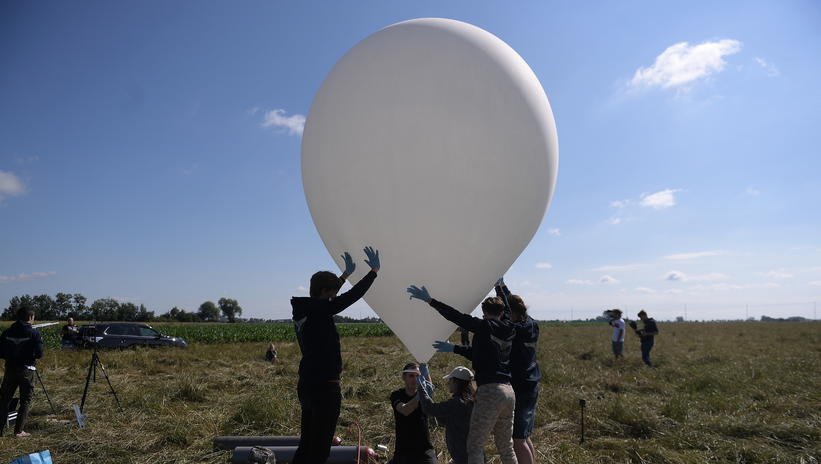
left=1, top=294, right=243, bottom=323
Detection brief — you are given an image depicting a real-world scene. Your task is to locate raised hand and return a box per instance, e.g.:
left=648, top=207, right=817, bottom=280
left=432, top=340, right=455, bottom=353
left=406, top=285, right=432, bottom=303
left=363, top=246, right=380, bottom=271
left=341, top=252, right=356, bottom=276
left=496, top=277, right=505, bottom=287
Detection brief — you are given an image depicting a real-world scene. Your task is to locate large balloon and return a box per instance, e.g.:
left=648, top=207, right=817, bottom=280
left=302, top=18, right=558, bottom=362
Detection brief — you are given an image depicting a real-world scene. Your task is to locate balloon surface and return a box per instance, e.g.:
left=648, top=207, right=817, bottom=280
left=302, top=18, right=558, bottom=362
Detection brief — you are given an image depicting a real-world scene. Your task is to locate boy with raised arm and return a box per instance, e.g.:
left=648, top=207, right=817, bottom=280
left=291, top=247, right=380, bottom=464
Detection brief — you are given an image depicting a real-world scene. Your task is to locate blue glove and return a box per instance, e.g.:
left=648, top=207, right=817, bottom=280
left=496, top=277, right=505, bottom=287
left=407, top=285, right=432, bottom=303
left=433, top=340, right=455, bottom=353
left=419, top=363, right=430, bottom=379
left=416, top=373, right=434, bottom=398
left=341, top=252, right=356, bottom=275
left=363, top=246, right=380, bottom=271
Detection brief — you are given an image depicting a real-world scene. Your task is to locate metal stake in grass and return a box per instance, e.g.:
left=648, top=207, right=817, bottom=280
left=579, top=398, right=586, bottom=444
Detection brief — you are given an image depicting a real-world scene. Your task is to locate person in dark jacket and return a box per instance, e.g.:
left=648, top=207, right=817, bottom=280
left=633, top=310, right=659, bottom=367
left=389, top=362, right=437, bottom=464
left=291, top=246, right=380, bottom=464
left=418, top=365, right=478, bottom=464
left=0, top=307, right=44, bottom=438
left=407, top=284, right=517, bottom=464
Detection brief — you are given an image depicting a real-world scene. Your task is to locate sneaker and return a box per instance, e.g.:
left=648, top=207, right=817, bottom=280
left=14, top=431, right=31, bottom=438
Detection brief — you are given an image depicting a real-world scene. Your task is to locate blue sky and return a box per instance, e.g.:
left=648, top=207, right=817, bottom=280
left=2, top=1, right=820, bottom=321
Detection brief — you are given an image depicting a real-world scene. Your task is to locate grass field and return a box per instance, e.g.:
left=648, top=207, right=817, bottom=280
left=0, top=322, right=818, bottom=463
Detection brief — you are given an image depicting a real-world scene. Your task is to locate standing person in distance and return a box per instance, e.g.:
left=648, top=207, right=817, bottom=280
left=60, top=316, right=79, bottom=349
left=291, top=246, right=380, bottom=464
left=0, top=307, right=44, bottom=438
left=608, top=309, right=625, bottom=359
left=389, top=362, right=437, bottom=464
left=407, top=284, right=518, bottom=464
left=417, top=365, right=478, bottom=464
left=633, top=310, right=658, bottom=367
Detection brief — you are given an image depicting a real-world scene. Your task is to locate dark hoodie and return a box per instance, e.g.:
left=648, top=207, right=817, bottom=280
left=0, top=320, right=44, bottom=369
left=291, top=270, right=377, bottom=387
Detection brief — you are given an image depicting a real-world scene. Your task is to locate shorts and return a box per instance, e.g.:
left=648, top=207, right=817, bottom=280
left=512, top=389, right=538, bottom=439
left=612, top=341, right=624, bottom=356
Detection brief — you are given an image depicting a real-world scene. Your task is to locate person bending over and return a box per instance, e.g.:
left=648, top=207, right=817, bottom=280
left=418, top=365, right=479, bottom=464
left=407, top=284, right=517, bottom=464
left=389, top=362, right=437, bottom=464
left=0, top=307, right=44, bottom=438
left=291, top=246, right=380, bottom=464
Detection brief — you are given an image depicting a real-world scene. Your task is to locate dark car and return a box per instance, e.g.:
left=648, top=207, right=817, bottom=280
left=77, top=323, right=187, bottom=349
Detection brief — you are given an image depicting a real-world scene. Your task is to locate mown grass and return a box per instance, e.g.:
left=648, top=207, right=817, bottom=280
left=0, top=322, right=818, bottom=463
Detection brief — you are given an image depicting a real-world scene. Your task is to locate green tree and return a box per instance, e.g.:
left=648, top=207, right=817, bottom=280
left=117, top=302, right=139, bottom=321
left=73, top=293, right=89, bottom=319
left=90, top=298, right=120, bottom=321
left=136, top=304, right=154, bottom=322
left=218, top=298, right=242, bottom=323
left=198, top=301, right=219, bottom=322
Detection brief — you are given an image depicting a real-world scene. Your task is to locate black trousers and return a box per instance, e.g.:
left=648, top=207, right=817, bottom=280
left=641, top=339, right=655, bottom=366
left=0, top=367, right=35, bottom=435
left=292, top=382, right=342, bottom=464
left=389, top=448, right=438, bottom=464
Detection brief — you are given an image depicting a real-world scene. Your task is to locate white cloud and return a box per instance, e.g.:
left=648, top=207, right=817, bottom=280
left=745, top=187, right=760, bottom=197
left=665, top=270, right=687, bottom=282
left=261, top=109, right=306, bottom=136
left=809, top=281, right=821, bottom=287
left=629, top=39, right=742, bottom=90
left=610, top=200, right=629, bottom=209
left=607, top=216, right=622, bottom=225
left=640, top=188, right=681, bottom=209
left=0, top=170, right=26, bottom=203
left=535, top=262, right=553, bottom=270
left=665, top=271, right=728, bottom=283
left=636, top=286, right=656, bottom=294
left=754, top=57, right=780, bottom=77
left=0, top=271, right=56, bottom=284
left=547, top=228, right=561, bottom=236
left=763, top=269, right=793, bottom=279
left=565, top=279, right=594, bottom=286
left=600, top=275, right=619, bottom=285
left=664, top=250, right=723, bottom=260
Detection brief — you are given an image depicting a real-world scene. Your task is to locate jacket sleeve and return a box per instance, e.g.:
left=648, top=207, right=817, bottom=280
left=453, top=344, right=473, bottom=361
left=325, top=270, right=378, bottom=316
left=495, top=283, right=512, bottom=321
left=419, top=390, right=455, bottom=420
left=34, top=329, right=44, bottom=360
left=430, top=299, right=482, bottom=332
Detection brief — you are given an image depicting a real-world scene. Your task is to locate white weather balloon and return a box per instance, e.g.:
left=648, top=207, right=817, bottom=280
left=302, top=18, right=558, bottom=362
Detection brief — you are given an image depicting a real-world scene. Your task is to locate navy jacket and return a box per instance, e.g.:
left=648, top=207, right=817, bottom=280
left=429, top=299, right=514, bottom=386
left=496, top=283, right=542, bottom=393
left=291, top=271, right=377, bottom=387
left=0, top=321, right=44, bottom=369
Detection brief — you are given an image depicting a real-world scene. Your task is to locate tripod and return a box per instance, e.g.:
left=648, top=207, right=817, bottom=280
left=34, top=369, right=56, bottom=414
left=79, top=345, right=122, bottom=413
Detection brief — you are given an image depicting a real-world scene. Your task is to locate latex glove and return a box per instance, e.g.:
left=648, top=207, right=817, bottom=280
left=363, top=246, right=380, bottom=271
left=406, top=285, right=432, bottom=303
left=432, top=340, right=455, bottom=353
left=416, top=373, right=434, bottom=398
left=496, top=277, right=505, bottom=287
left=341, top=252, right=356, bottom=276
left=419, top=363, right=430, bottom=380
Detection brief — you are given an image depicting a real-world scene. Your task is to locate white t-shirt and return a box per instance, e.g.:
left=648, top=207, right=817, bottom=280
left=611, top=319, right=625, bottom=342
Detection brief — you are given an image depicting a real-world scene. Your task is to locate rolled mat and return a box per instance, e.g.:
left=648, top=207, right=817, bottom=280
left=214, top=435, right=342, bottom=451
left=231, top=445, right=375, bottom=464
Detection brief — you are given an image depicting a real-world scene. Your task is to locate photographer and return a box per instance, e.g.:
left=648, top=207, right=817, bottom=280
left=0, top=307, right=44, bottom=438
left=631, top=310, right=658, bottom=367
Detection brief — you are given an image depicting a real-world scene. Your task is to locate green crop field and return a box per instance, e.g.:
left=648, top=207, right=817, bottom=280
left=0, top=322, right=818, bottom=463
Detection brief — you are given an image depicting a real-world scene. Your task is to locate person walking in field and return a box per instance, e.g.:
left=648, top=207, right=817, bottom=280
left=407, top=284, right=518, bottom=464
left=388, top=362, right=437, bottom=464
left=0, top=307, right=44, bottom=438
left=417, top=365, right=478, bottom=464
left=291, top=246, right=380, bottom=464
left=631, top=310, right=658, bottom=367
left=608, top=309, right=625, bottom=359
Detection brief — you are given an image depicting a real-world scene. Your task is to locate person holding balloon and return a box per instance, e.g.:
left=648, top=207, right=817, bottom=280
left=417, top=365, right=479, bottom=464
left=291, top=246, right=380, bottom=464
left=388, top=362, right=437, bottom=464
left=407, top=284, right=518, bottom=464
left=435, top=278, right=540, bottom=464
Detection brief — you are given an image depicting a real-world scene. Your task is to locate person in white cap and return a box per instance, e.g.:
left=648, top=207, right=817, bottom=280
left=418, top=366, right=481, bottom=464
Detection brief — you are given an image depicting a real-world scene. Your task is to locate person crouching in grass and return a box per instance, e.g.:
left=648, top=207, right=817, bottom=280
left=290, top=246, right=380, bottom=464
left=418, top=365, right=479, bottom=464
left=389, top=362, right=437, bottom=464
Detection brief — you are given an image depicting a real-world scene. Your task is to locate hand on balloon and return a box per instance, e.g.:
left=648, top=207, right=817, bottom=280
left=496, top=277, right=505, bottom=287
left=363, top=246, right=380, bottom=272
left=406, top=285, right=432, bottom=303
left=432, top=340, right=455, bottom=353
left=341, top=252, right=356, bottom=277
